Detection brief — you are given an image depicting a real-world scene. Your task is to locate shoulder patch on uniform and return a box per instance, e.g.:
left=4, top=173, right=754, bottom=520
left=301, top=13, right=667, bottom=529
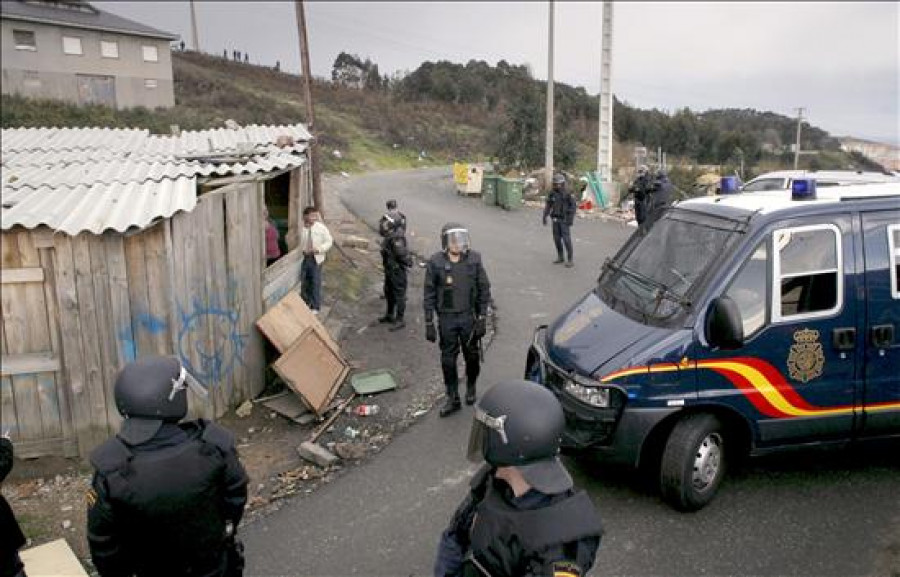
left=552, top=560, right=582, bottom=577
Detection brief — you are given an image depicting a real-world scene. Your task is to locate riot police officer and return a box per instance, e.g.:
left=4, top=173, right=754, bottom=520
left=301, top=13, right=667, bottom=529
left=378, top=199, right=407, bottom=239
left=542, top=173, right=577, bottom=267
left=379, top=214, right=413, bottom=330
left=424, top=223, right=492, bottom=417
left=87, top=356, right=249, bottom=577
left=645, top=169, right=674, bottom=228
left=434, top=379, right=604, bottom=576
left=628, top=165, right=652, bottom=228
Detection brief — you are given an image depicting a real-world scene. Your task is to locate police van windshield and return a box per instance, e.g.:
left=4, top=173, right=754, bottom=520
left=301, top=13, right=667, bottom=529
left=597, top=210, right=746, bottom=326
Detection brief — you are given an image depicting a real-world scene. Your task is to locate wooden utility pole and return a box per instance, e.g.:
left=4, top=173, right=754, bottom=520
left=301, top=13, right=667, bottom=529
left=545, top=0, right=555, bottom=189
left=189, top=0, right=200, bottom=52
left=295, top=0, right=323, bottom=214
left=793, top=107, right=805, bottom=170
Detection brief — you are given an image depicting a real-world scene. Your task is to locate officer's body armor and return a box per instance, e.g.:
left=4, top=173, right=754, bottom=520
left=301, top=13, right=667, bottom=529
left=463, top=476, right=604, bottom=577
left=430, top=251, right=483, bottom=315
left=90, top=421, right=234, bottom=576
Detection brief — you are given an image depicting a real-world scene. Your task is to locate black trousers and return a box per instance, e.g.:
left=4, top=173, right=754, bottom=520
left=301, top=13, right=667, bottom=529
left=438, top=312, right=480, bottom=396
left=384, top=266, right=408, bottom=319
left=552, top=220, right=573, bottom=262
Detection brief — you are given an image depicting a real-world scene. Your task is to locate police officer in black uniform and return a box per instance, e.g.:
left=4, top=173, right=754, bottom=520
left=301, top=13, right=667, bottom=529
left=645, top=169, right=674, bottom=228
left=87, top=356, right=249, bottom=577
left=379, top=212, right=413, bottom=331
left=628, top=165, right=652, bottom=228
left=542, top=173, right=577, bottom=267
left=424, top=223, right=492, bottom=417
left=434, top=379, right=604, bottom=577
left=1, top=432, right=27, bottom=577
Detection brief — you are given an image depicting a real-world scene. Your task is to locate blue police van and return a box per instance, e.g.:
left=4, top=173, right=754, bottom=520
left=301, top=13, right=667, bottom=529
left=526, top=180, right=900, bottom=510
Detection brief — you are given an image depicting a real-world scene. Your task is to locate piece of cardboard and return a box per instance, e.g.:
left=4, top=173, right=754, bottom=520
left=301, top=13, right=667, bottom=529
left=256, top=291, right=341, bottom=357
left=272, top=327, right=349, bottom=416
left=21, top=539, right=89, bottom=576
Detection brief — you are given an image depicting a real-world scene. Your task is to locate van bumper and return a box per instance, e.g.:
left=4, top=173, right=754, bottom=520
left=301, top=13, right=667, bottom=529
left=526, top=326, right=679, bottom=466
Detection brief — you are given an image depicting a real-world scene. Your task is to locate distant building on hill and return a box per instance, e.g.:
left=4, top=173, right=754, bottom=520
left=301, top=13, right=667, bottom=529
left=1, top=0, right=178, bottom=109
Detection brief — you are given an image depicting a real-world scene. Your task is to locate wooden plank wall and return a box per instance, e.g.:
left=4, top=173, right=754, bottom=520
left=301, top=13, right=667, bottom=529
left=1, top=179, right=270, bottom=458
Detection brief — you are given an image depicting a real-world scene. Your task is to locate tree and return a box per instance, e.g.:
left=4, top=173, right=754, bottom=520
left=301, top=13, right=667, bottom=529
left=493, top=88, right=543, bottom=169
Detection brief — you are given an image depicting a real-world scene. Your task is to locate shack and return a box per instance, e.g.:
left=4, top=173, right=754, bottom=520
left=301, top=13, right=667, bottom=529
left=1, top=124, right=314, bottom=458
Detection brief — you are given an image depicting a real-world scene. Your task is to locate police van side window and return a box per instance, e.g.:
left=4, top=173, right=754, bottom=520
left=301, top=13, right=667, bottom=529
left=772, top=224, right=842, bottom=321
left=889, top=225, right=900, bottom=299
left=725, top=242, right=768, bottom=337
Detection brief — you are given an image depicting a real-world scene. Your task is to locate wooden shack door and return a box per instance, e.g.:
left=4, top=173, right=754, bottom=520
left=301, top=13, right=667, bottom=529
left=1, top=231, right=76, bottom=458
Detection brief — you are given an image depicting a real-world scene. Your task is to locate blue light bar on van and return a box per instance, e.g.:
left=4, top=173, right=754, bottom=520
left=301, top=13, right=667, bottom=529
left=791, top=178, right=817, bottom=200
left=720, top=176, right=740, bottom=194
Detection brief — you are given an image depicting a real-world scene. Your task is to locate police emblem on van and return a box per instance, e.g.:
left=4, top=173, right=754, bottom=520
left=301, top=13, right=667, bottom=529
left=787, top=328, right=824, bottom=383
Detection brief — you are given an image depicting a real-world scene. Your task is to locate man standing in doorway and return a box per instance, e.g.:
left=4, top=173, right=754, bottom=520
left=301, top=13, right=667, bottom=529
left=542, top=173, right=577, bottom=267
left=424, top=223, right=492, bottom=417
left=299, top=207, right=333, bottom=314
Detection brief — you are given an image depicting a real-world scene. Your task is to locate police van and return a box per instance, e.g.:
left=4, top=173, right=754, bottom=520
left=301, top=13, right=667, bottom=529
left=525, top=180, right=900, bottom=510
left=741, top=170, right=900, bottom=192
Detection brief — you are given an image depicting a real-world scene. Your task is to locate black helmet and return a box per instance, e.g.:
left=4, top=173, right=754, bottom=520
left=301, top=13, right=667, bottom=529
left=552, top=173, right=566, bottom=186
left=440, top=222, right=470, bottom=253
left=114, top=356, right=207, bottom=445
left=467, top=379, right=572, bottom=494
left=386, top=199, right=398, bottom=210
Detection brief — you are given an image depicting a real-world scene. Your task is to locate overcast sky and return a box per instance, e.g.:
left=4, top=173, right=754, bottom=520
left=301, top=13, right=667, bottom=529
left=103, top=1, right=899, bottom=145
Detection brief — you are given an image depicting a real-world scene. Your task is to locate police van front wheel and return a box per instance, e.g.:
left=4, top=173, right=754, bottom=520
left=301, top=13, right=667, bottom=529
left=659, top=413, right=726, bottom=511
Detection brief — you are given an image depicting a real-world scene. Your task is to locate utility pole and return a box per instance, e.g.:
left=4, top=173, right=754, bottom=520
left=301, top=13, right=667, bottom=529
left=545, top=0, right=555, bottom=189
left=793, top=107, right=805, bottom=170
left=295, top=0, right=323, bottom=214
left=189, top=0, right=200, bottom=52
left=597, top=1, right=614, bottom=182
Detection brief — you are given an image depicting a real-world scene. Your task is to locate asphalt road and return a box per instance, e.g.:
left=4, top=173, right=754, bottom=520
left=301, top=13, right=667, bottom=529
left=243, top=168, right=900, bottom=577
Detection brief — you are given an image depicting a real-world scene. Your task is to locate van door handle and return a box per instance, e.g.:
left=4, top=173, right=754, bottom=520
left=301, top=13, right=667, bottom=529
left=871, top=324, right=895, bottom=348
left=832, top=327, right=856, bottom=351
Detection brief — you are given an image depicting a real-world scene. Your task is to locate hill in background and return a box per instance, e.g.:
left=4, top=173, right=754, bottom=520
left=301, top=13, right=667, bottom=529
left=1, top=50, right=887, bottom=187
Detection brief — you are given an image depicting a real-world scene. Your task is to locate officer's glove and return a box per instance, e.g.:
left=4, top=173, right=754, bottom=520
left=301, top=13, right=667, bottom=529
left=426, top=322, right=437, bottom=343
left=474, top=316, right=487, bottom=339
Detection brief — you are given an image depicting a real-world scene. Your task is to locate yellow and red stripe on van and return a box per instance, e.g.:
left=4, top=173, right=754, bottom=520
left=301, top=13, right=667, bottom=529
left=600, top=357, right=900, bottom=418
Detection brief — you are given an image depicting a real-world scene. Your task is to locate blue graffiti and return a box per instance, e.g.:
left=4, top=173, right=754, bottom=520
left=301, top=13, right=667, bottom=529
left=176, top=294, right=247, bottom=390
left=137, top=313, right=168, bottom=335
left=117, top=327, right=137, bottom=363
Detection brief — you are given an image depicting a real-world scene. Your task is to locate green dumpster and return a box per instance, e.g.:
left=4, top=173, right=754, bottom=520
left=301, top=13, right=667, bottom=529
left=498, top=178, right=523, bottom=210
left=482, top=174, right=499, bottom=206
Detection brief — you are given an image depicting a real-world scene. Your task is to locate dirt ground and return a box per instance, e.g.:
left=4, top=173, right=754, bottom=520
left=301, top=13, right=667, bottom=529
left=1, top=175, right=464, bottom=570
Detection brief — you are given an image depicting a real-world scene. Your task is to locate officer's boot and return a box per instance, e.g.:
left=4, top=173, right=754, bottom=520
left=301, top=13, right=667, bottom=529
left=378, top=309, right=395, bottom=323
left=389, top=303, right=406, bottom=331
left=439, top=390, right=461, bottom=417
left=465, top=382, right=476, bottom=405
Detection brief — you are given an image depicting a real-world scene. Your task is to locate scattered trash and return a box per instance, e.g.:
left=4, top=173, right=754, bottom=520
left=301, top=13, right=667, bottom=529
left=343, top=426, right=360, bottom=439
left=412, top=409, right=428, bottom=418
left=61, top=520, right=71, bottom=530
left=60, top=505, right=72, bottom=512
left=353, top=404, right=380, bottom=416
left=341, top=171, right=350, bottom=178
left=332, top=149, right=342, bottom=158
left=236, top=400, right=253, bottom=418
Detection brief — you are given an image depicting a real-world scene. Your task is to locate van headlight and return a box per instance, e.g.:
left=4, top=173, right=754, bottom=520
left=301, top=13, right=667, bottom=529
left=565, top=382, right=610, bottom=408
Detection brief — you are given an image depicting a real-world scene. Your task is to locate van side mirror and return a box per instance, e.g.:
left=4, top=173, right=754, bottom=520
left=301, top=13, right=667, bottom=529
left=706, top=296, right=744, bottom=350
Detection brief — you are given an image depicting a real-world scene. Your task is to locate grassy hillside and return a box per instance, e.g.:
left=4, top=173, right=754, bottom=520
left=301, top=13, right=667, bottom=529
left=1, top=51, right=882, bottom=182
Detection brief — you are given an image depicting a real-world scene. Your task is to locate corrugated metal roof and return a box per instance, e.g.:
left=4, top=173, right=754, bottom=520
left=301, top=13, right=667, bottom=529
left=1, top=1, right=179, bottom=40
left=0, top=123, right=311, bottom=234
left=2, top=153, right=307, bottom=190
left=1, top=124, right=312, bottom=154
left=1, top=177, right=197, bottom=235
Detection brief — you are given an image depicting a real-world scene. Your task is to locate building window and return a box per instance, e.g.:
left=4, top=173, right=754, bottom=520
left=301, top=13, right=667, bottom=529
left=142, top=45, right=159, bottom=62
left=13, top=30, right=37, bottom=51
left=100, top=40, right=119, bottom=58
left=62, top=36, right=82, bottom=55
left=23, top=70, right=41, bottom=88
left=772, top=224, right=842, bottom=321
left=144, top=78, right=158, bottom=89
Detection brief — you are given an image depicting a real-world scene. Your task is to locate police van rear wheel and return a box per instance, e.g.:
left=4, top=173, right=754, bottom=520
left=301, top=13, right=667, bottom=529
left=660, top=413, right=726, bottom=511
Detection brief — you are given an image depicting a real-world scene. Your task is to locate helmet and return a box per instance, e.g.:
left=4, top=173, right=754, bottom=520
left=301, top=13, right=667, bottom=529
left=637, top=165, right=649, bottom=176
left=441, top=222, right=470, bottom=253
left=114, top=356, right=207, bottom=445
left=386, top=199, right=398, bottom=210
left=467, top=379, right=573, bottom=494
left=552, top=173, right=566, bottom=186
